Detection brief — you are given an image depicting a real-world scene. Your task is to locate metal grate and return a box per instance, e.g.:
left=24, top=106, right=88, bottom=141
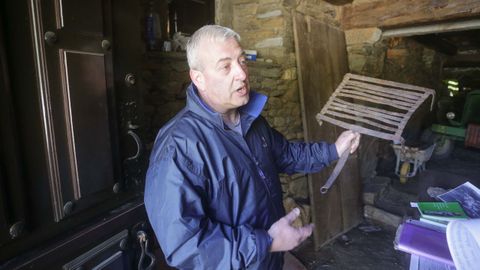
left=316, top=73, right=436, bottom=144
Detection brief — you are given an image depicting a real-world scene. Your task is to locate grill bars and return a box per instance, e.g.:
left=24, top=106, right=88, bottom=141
left=316, top=73, right=436, bottom=144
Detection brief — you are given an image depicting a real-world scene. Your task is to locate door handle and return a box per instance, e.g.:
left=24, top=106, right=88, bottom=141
left=137, top=230, right=156, bottom=270
left=125, top=73, right=136, bottom=87
left=126, top=130, right=142, bottom=161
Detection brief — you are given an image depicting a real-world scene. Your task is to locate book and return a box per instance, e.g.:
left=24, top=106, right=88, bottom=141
left=408, top=218, right=447, bottom=233
left=437, top=181, right=480, bottom=218
left=395, top=220, right=455, bottom=266
left=411, top=202, right=468, bottom=223
left=418, top=217, right=447, bottom=232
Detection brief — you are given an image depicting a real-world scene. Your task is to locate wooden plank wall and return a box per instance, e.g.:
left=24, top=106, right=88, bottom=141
left=293, top=11, right=363, bottom=249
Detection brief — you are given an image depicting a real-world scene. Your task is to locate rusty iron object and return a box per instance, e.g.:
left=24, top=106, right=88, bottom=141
left=320, top=150, right=349, bottom=194
left=317, top=73, right=436, bottom=193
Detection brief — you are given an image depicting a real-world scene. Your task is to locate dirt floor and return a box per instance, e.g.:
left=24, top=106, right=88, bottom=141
left=292, top=224, right=408, bottom=270
left=292, top=142, right=480, bottom=270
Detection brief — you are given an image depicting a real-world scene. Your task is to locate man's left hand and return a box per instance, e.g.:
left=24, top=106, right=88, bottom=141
left=335, top=130, right=360, bottom=157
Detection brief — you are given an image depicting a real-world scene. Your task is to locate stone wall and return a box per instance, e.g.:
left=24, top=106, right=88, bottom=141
left=142, top=52, right=190, bottom=145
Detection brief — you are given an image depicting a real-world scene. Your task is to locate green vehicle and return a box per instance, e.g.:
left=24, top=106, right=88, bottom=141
left=426, top=89, right=480, bottom=159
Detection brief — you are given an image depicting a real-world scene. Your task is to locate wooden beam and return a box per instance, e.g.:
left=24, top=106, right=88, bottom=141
left=324, top=0, right=353, bottom=5
left=342, top=0, right=480, bottom=30
left=381, top=19, right=480, bottom=38
left=444, top=54, right=480, bottom=67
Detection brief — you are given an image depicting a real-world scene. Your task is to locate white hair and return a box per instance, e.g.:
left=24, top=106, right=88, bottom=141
left=186, top=25, right=241, bottom=71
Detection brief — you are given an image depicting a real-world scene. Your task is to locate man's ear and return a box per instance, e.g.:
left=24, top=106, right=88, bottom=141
left=190, top=69, right=205, bottom=91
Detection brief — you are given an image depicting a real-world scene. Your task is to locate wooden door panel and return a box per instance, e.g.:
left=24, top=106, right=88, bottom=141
left=61, top=0, right=104, bottom=33
left=64, top=51, right=115, bottom=198
left=63, top=230, right=129, bottom=270
left=0, top=11, right=28, bottom=245
left=30, top=0, right=118, bottom=221
left=293, top=12, right=362, bottom=249
left=0, top=171, right=10, bottom=244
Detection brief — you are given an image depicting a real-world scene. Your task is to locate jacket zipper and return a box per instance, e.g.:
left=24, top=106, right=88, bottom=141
left=230, top=130, right=281, bottom=221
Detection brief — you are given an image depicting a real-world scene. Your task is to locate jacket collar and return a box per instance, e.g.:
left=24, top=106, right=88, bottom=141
left=186, top=83, right=267, bottom=134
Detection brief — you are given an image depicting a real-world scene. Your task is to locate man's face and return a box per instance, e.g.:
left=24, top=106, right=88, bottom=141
left=191, top=37, right=250, bottom=114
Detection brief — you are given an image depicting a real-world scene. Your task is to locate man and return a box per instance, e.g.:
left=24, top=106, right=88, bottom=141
left=144, top=25, right=360, bottom=269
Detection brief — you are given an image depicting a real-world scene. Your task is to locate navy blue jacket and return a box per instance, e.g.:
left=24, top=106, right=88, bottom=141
left=144, top=84, right=338, bottom=269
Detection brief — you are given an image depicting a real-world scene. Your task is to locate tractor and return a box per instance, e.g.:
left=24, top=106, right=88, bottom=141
left=425, top=82, right=480, bottom=159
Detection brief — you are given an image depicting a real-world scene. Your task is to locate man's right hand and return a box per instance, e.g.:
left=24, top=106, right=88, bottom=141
left=267, top=208, right=314, bottom=252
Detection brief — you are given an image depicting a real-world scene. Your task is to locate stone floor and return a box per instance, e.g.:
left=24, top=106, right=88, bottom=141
left=291, top=143, right=480, bottom=270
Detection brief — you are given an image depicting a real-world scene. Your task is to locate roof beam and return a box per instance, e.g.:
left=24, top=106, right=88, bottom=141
left=342, top=0, right=480, bottom=30
left=323, top=0, right=353, bottom=5
left=381, top=19, right=480, bottom=38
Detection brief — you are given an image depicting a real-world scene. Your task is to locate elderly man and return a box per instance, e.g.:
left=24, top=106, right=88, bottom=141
left=144, top=25, right=360, bottom=269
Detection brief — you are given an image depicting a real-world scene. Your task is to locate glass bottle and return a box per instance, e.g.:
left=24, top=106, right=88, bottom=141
left=146, top=1, right=162, bottom=51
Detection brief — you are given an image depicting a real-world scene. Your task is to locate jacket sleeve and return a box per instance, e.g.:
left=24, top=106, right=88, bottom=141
left=266, top=120, right=339, bottom=175
left=144, top=143, right=271, bottom=269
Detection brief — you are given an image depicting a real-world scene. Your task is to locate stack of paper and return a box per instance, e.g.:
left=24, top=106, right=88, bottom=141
left=446, top=219, right=480, bottom=270
left=409, top=254, right=456, bottom=270
left=395, top=181, right=480, bottom=270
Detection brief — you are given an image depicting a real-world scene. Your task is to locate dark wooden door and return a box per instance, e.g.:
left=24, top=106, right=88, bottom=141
left=293, top=12, right=363, bottom=249
left=32, top=0, right=120, bottom=222
left=0, top=0, right=158, bottom=268
left=0, top=11, right=28, bottom=247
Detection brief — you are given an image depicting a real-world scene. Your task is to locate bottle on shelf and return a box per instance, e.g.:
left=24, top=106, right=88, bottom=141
left=145, top=1, right=162, bottom=51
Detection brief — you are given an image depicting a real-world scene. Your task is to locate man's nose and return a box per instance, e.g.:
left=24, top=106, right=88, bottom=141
left=233, top=63, right=247, bottom=81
